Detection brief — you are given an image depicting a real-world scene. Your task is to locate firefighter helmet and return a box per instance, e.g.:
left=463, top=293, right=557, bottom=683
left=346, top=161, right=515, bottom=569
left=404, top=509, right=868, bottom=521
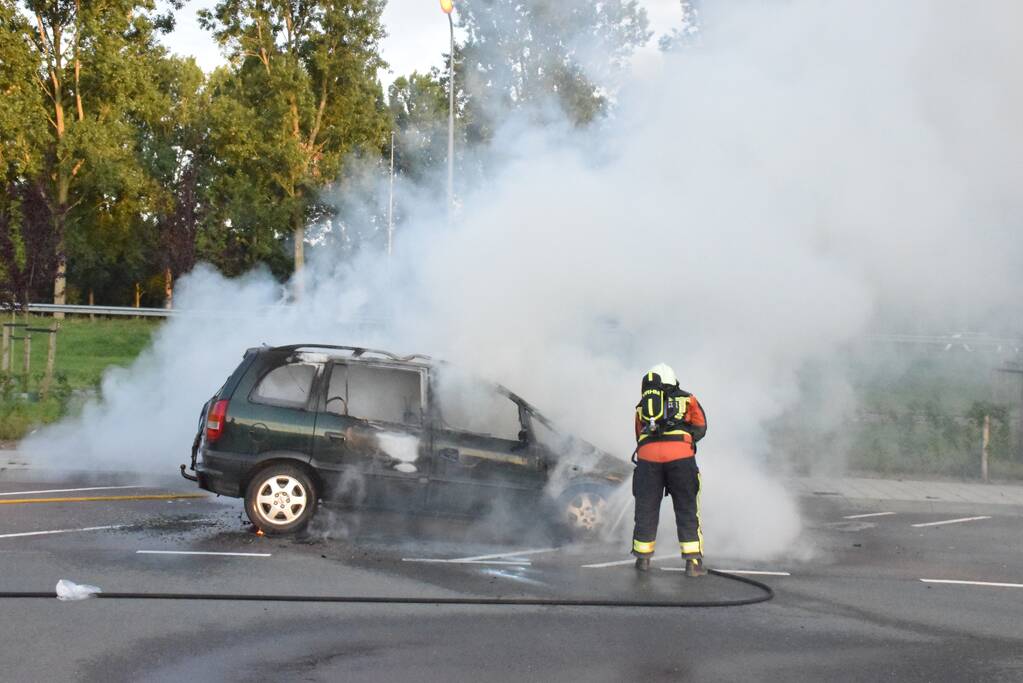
left=646, top=363, right=677, bottom=387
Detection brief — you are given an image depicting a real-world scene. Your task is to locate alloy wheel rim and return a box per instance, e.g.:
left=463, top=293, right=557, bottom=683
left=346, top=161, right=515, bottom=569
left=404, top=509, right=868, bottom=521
left=566, top=492, right=607, bottom=531
left=255, top=475, right=308, bottom=525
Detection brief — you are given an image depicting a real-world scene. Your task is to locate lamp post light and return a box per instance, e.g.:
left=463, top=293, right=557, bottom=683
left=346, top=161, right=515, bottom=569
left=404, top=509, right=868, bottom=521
left=440, top=0, right=455, bottom=221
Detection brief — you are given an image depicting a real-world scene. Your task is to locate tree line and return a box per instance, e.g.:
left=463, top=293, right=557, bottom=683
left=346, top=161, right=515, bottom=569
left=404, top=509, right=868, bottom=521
left=1, top=0, right=666, bottom=308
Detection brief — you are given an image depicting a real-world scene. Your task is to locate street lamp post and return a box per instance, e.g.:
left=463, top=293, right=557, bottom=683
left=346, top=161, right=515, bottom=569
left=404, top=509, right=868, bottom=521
left=387, top=130, right=394, bottom=256
left=440, top=0, right=455, bottom=221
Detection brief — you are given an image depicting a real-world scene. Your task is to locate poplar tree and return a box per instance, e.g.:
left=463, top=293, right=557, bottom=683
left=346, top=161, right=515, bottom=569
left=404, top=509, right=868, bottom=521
left=0, top=1, right=48, bottom=304
left=18, top=0, right=177, bottom=313
left=200, top=0, right=391, bottom=276
left=456, top=0, right=651, bottom=129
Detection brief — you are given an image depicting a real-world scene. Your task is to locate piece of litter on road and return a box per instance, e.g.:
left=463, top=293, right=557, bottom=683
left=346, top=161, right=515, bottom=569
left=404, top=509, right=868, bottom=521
left=55, top=579, right=101, bottom=601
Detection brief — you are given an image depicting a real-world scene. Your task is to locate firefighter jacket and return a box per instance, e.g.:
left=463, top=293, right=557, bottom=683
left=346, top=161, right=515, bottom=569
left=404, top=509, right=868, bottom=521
left=634, top=389, right=707, bottom=463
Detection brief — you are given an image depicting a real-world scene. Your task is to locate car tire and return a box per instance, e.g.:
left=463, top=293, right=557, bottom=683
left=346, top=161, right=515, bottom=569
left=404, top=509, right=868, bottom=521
left=557, top=484, right=613, bottom=540
left=245, top=464, right=318, bottom=535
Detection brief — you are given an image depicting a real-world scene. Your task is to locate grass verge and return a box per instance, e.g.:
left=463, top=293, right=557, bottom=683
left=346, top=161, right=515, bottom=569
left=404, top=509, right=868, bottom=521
left=0, top=314, right=161, bottom=441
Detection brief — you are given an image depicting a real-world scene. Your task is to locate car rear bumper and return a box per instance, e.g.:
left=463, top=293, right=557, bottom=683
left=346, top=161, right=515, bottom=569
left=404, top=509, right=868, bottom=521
left=185, top=449, right=249, bottom=498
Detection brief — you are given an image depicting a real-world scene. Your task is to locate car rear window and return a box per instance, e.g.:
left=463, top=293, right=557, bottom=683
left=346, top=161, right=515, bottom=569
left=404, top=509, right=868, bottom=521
left=251, top=362, right=317, bottom=409
left=328, top=363, right=422, bottom=426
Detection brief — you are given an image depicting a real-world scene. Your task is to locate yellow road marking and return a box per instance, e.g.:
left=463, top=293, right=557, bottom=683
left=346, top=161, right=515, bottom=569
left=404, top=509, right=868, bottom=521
left=0, top=493, right=209, bottom=505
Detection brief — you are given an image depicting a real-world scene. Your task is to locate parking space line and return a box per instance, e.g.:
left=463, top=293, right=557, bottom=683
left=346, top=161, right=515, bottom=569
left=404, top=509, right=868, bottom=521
left=451, top=548, right=559, bottom=562
left=921, top=578, right=1023, bottom=589
left=402, top=558, right=531, bottom=566
left=661, top=568, right=791, bottom=576
left=581, top=556, right=670, bottom=569
left=136, top=550, right=271, bottom=558
left=912, top=516, right=991, bottom=528
left=0, top=524, right=127, bottom=539
left=0, top=485, right=143, bottom=497
left=0, top=493, right=208, bottom=505
left=843, top=511, right=896, bottom=520
left=402, top=547, right=558, bottom=566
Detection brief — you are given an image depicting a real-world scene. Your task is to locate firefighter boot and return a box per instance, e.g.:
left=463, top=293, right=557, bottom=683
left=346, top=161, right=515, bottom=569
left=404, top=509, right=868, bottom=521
left=635, top=556, right=651, bottom=572
left=685, top=557, right=707, bottom=577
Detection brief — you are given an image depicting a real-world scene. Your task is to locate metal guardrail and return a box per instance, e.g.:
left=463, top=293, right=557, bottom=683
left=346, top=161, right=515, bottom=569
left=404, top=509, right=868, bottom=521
left=4, top=304, right=1022, bottom=352
left=1, top=303, right=386, bottom=328
left=11, top=303, right=177, bottom=318
left=867, top=333, right=1023, bottom=353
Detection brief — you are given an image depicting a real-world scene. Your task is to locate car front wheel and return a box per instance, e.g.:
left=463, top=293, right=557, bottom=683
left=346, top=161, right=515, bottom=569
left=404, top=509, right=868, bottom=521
left=245, top=464, right=318, bottom=535
left=558, top=485, right=612, bottom=540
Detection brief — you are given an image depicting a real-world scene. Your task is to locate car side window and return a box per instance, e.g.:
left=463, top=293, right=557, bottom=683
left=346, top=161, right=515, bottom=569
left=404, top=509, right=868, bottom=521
left=345, top=364, right=422, bottom=426
left=251, top=362, right=317, bottom=409
left=433, top=372, right=523, bottom=441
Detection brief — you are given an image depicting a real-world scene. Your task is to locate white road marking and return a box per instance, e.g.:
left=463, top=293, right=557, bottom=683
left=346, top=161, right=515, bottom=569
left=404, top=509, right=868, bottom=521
left=136, top=550, right=271, bottom=558
left=451, top=547, right=559, bottom=562
left=0, top=524, right=127, bottom=539
left=0, top=485, right=143, bottom=497
left=921, top=578, right=1023, bottom=589
left=402, top=558, right=531, bottom=566
left=480, top=568, right=550, bottom=587
left=912, top=516, right=991, bottom=528
left=581, top=556, right=670, bottom=569
left=402, top=547, right=558, bottom=566
left=843, top=511, right=896, bottom=520
left=661, top=568, right=791, bottom=576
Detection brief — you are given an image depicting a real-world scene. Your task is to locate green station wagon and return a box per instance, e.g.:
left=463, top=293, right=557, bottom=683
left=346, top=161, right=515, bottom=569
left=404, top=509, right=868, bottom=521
left=181, top=344, right=628, bottom=537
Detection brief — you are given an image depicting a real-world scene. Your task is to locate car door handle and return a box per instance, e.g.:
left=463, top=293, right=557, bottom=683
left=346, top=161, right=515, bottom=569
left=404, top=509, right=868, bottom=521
left=325, top=431, right=347, bottom=442
left=437, top=448, right=459, bottom=462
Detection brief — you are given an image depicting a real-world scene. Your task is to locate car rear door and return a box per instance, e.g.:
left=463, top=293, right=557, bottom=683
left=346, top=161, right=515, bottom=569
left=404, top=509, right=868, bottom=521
left=311, top=361, right=429, bottom=511
left=223, top=357, right=320, bottom=458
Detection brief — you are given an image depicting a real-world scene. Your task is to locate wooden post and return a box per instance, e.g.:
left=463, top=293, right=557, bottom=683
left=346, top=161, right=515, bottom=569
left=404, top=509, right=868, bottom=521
left=981, top=414, right=991, bottom=483
left=134, top=282, right=141, bottom=319
left=1, top=324, right=9, bottom=373
left=41, top=327, right=58, bottom=397
left=164, top=266, right=173, bottom=309
left=22, top=333, right=31, bottom=378
left=88, top=289, right=95, bottom=321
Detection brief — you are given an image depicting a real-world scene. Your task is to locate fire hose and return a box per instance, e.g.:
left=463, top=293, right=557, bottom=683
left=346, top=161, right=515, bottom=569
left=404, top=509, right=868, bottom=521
left=0, top=569, right=772, bottom=607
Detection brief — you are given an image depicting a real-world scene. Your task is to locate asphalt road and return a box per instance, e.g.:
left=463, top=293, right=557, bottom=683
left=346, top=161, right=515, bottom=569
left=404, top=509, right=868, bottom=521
left=1, top=473, right=1021, bottom=682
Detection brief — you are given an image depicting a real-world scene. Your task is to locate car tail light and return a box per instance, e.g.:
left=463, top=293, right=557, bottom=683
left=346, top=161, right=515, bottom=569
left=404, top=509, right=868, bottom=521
left=206, top=399, right=229, bottom=443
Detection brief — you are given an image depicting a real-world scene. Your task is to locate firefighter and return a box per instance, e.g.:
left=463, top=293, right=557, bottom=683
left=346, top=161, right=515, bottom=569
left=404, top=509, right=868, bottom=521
left=632, top=363, right=708, bottom=577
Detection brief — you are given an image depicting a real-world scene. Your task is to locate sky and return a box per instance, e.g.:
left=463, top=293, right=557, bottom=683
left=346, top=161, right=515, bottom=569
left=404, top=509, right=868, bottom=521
left=161, top=0, right=686, bottom=87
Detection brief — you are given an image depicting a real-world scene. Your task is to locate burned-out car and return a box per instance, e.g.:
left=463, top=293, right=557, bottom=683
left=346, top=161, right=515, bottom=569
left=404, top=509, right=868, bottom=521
left=181, top=344, right=629, bottom=537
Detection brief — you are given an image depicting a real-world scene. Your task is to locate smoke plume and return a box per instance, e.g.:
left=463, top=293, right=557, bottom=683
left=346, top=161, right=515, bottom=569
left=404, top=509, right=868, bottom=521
left=23, top=0, right=1023, bottom=561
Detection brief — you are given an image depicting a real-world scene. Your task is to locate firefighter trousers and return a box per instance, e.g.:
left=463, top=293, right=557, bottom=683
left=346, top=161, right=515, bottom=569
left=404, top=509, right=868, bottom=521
left=632, top=457, right=702, bottom=558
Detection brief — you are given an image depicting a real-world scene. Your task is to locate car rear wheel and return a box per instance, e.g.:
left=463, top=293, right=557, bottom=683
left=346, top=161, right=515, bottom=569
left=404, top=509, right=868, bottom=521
left=558, top=485, right=611, bottom=540
left=245, top=464, right=318, bottom=535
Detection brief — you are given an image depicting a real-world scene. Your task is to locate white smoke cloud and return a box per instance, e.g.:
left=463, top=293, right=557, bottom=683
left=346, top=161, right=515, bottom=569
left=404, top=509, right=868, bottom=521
left=23, top=0, right=1023, bottom=561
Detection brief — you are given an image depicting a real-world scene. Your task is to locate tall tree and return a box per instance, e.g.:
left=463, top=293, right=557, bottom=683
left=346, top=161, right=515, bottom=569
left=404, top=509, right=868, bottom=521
left=0, top=1, right=48, bottom=304
left=20, top=0, right=178, bottom=313
left=200, top=0, right=391, bottom=277
left=388, top=70, right=451, bottom=188
left=660, top=0, right=701, bottom=51
left=138, top=56, right=209, bottom=307
left=455, top=0, right=651, bottom=130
